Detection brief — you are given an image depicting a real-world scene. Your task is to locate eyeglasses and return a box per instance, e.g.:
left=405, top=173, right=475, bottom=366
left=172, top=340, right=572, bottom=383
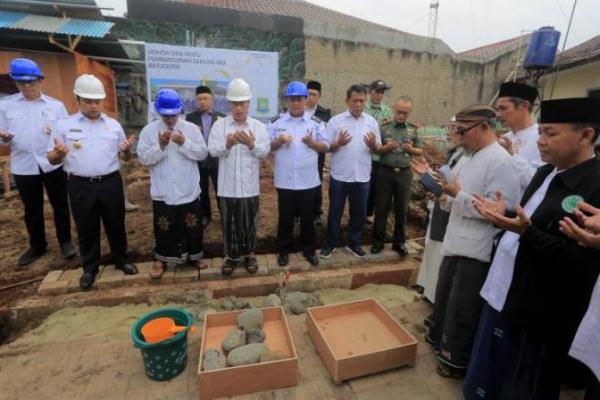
left=456, top=122, right=484, bottom=136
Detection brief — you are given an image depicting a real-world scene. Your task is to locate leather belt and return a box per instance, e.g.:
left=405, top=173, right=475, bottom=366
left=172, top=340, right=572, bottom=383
left=69, top=170, right=119, bottom=183
left=381, top=164, right=410, bottom=173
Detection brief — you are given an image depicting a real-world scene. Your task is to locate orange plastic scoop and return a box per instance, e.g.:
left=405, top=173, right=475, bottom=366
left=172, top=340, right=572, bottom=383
left=141, top=317, right=195, bottom=344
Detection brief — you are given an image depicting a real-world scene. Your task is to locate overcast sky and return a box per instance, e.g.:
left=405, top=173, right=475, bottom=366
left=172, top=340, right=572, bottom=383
left=98, top=0, right=599, bottom=53
left=306, top=0, right=599, bottom=52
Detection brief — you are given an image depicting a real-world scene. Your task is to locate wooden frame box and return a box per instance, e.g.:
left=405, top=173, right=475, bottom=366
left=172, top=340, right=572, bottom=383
left=197, top=306, right=298, bottom=399
left=306, top=298, right=418, bottom=384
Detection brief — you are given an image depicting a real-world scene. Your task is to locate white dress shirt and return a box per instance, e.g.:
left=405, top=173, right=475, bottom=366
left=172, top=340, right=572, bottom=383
left=480, top=168, right=558, bottom=311
left=569, top=276, right=600, bottom=381
left=268, top=112, right=327, bottom=190
left=326, top=110, right=381, bottom=183
left=137, top=118, right=208, bottom=205
left=441, top=141, right=521, bottom=262
left=504, top=122, right=544, bottom=191
left=49, top=112, right=126, bottom=177
left=305, top=105, right=317, bottom=118
left=0, top=93, right=68, bottom=175
left=208, top=115, right=270, bottom=198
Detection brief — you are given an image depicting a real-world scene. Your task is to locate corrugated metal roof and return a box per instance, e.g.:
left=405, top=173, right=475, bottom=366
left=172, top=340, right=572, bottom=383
left=56, top=18, right=113, bottom=37
left=0, top=10, right=113, bottom=38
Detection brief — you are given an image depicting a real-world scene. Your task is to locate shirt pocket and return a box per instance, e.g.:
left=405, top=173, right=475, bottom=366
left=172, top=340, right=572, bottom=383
left=99, top=130, right=120, bottom=153
left=457, top=218, right=486, bottom=240
left=66, top=131, right=87, bottom=151
left=5, top=110, right=25, bottom=130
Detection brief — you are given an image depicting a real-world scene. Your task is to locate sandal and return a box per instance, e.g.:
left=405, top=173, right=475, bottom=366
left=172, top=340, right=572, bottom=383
left=436, top=364, right=465, bottom=380
left=150, top=260, right=166, bottom=280
left=244, top=256, right=258, bottom=274
left=221, top=259, right=236, bottom=276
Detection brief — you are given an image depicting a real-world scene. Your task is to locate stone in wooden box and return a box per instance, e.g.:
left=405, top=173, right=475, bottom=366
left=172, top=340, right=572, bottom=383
left=306, top=298, right=418, bottom=384
left=197, top=306, right=298, bottom=399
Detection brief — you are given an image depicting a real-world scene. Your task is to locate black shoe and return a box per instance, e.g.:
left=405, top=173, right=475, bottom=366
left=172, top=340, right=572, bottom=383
left=303, top=253, right=319, bottom=266
left=116, top=263, right=138, bottom=275
left=392, top=244, right=409, bottom=257
left=277, top=253, right=289, bottom=267
left=319, top=246, right=336, bottom=259
left=345, top=245, right=367, bottom=258
left=80, top=272, right=96, bottom=290
left=60, top=242, right=77, bottom=259
left=370, top=243, right=384, bottom=254
left=17, top=247, right=46, bottom=266
left=412, top=284, right=424, bottom=294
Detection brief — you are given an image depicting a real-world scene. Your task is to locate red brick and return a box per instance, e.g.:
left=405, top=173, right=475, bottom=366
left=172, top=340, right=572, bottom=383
left=96, top=273, right=124, bottom=290
left=174, top=268, right=199, bottom=283
left=38, top=279, right=70, bottom=295
left=350, top=262, right=417, bottom=289
left=42, top=269, right=63, bottom=284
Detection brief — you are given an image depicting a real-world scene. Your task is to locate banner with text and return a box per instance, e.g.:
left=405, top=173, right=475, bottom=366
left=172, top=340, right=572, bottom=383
left=145, top=43, right=279, bottom=122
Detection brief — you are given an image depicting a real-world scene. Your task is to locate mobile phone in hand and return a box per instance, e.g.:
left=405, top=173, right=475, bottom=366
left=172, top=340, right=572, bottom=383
left=419, top=172, right=444, bottom=196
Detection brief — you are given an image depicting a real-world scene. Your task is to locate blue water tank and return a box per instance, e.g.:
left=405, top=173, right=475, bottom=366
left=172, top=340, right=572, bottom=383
left=524, top=26, right=561, bottom=69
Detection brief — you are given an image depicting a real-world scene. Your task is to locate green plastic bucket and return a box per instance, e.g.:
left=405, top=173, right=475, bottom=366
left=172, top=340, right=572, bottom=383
left=131, top=307, right=194, bottom=381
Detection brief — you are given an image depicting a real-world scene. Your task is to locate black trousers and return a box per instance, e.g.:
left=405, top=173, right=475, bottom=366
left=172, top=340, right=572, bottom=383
left=277, top=187, right=318, bottom=255
left=432, top=255, right=490, bottom=369
left=13, top=167, right=71, bottom=251
left=68, top=172, right=128, bottom=274
left=372, top=165, right=413, bottom=246
left=366, top=160, right=379, bottom=217
left=314, top=152, right=325, bottom=218
left=199, top=165, right=218, bottom=218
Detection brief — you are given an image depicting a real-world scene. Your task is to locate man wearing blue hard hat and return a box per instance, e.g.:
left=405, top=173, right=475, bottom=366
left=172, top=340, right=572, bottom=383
left=47, top=74, right=138, bottom=290
left=269, top=81, right=328, bottom=267
left=0, top=58, right=76, bottom=266
left=137, top=89, right=209, bottom=279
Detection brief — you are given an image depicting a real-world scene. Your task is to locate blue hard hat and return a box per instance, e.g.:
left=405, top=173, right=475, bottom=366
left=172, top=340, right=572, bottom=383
left=285, top=81, right=308, bottom=97
left=154, top=89, right=183, bottom=116
left=9, top=58, right=44, bottom=81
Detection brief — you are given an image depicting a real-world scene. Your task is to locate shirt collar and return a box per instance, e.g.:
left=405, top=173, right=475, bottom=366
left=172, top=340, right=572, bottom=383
left=158, top=117, right=182, bottom=131
left=283, top=111, right=310, bottom=122
left=344, top=110, right=364, bottom=120
left=367, top=101, right=381, bottom=110
left=227, top=115, right=249, bottom=128
left=556, top=156, right=600, bottom=191
left=77, top=111, right=107, bottom=123
left=15, top=92, right=47, bottom=103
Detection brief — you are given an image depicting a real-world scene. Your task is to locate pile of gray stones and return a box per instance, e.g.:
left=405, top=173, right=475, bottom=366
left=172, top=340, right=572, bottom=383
left=202, top=291, right=322, bottom=371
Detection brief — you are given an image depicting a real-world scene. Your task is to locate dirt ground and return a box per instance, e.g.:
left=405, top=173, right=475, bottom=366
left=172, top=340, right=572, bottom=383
left=0, top=286, right=585, bottom=400
left=0, top=154, right=429, bottom=306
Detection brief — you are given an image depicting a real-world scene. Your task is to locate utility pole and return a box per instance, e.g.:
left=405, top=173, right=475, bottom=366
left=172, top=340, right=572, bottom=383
left=424, top=0, right=440, bottom=126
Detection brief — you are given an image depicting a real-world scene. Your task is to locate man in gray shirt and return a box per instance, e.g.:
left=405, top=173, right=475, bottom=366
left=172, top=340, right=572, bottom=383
left=430, top=104, right=521, bottom=378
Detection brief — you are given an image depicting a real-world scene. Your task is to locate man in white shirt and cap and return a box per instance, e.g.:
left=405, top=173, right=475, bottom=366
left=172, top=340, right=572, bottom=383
left=0, top=58, right=76, bottom=266
left=137, top=89, right=208, bottom=279
left=269, top=81, right=328, bottom=267
left=47, top=74, right=138, bottom=290
left=208, top=78, right=270, bottom=276
left=495, top=81, right=544, bottom=190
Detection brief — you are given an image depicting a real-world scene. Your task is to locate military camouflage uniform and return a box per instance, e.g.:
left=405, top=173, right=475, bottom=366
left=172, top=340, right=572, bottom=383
left=373, top=121, right=422, bottom=247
